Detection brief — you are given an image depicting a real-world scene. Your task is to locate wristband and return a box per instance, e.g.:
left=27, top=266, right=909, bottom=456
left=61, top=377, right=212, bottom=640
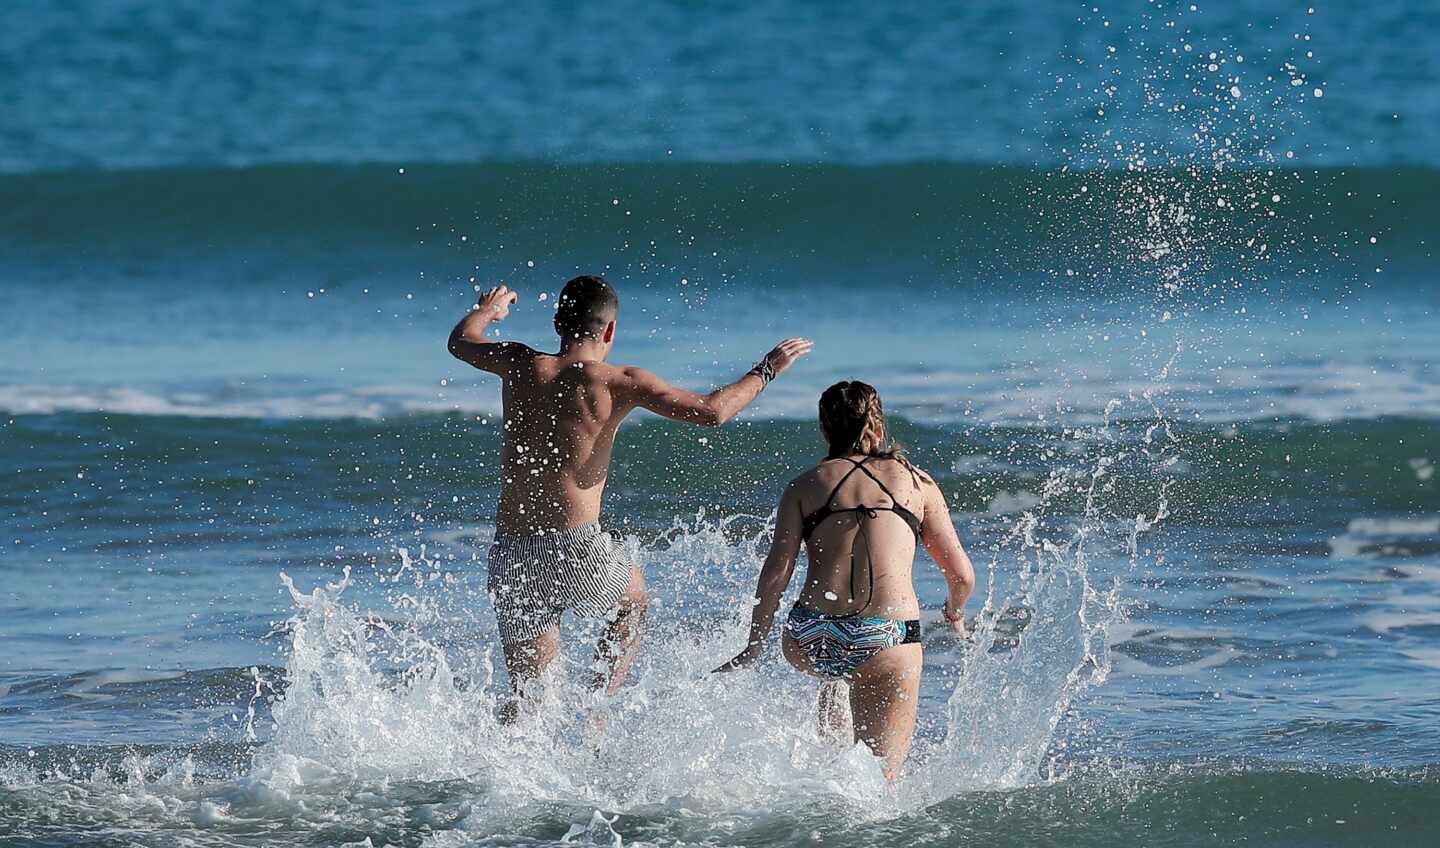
left=748, top=357, right=777, bottom=385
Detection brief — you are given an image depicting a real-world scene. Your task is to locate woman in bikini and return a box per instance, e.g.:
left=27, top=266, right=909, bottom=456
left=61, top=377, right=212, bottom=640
left=716, top=380, right=976, bottom=779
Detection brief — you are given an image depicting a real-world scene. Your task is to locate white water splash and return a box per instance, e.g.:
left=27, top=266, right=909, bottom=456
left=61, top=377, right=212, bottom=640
left=920, top=411, right=1174, bottom=795
left=232, top=396, right=1174, bottom=835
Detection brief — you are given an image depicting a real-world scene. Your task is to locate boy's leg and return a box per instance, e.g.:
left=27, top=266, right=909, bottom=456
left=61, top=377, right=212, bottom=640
left=498, top=625, right=560, bottom=723
left=590, top=564, right=649, bottom=695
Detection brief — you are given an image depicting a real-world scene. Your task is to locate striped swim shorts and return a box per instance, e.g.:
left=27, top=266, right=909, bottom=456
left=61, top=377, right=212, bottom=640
left=486, top=521, right=634, bottom=645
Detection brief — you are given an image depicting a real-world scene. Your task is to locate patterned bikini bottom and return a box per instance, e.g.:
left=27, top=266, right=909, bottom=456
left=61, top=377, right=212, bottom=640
left=783, top=604, right=921, bottom=678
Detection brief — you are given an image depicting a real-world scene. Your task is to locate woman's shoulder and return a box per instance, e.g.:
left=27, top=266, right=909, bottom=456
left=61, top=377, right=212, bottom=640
left=785, top=459, right=851, bottom=494
left=789, top=460, right=836, bottom=488
left=880, top=454, right=937, bottom=491
left=907, top=458, right=938, bottom=484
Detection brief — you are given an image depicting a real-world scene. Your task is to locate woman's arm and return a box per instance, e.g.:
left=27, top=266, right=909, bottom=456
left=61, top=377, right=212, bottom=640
left=715, top=483, right=805, bottom=671
left=920, top=477, right=977, bottom=637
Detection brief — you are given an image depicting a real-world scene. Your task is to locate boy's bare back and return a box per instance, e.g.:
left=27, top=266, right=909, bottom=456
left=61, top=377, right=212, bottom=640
left=495, top=353, right=630, bottom=536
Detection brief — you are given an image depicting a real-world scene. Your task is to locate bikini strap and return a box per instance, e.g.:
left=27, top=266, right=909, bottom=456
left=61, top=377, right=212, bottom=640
left=820, top=456, right=873, bottom=508
left=849, top=457, right=903, bottom=507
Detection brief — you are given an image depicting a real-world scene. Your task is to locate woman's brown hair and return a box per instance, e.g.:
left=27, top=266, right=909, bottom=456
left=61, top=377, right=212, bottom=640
left=818, top=381, right=928, bottom=484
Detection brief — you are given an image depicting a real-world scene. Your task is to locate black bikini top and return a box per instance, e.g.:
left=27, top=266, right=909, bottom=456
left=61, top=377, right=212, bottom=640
left=801, top=456, right=922, bottom=541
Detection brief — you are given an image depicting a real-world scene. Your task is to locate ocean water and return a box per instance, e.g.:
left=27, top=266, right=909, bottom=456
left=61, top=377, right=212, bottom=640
left=2, top=1, right=1439, bottom=846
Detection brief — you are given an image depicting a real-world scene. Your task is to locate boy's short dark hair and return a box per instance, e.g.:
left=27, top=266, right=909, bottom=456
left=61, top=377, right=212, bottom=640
left=554, top=275, right=619, bottom=340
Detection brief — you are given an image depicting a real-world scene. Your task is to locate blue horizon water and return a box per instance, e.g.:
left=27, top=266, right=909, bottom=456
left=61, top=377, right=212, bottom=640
left=2, top=0, right=1437, bottom=171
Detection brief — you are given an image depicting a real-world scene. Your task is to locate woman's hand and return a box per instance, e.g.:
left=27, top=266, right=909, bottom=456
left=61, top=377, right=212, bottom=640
left=942, top=597, right=970, bottom=640
left=713, top=647, right=760, bottom=674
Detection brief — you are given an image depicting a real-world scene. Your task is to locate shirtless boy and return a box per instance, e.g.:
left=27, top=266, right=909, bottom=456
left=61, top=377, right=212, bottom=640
left=447, top=275, right=811, bottom=710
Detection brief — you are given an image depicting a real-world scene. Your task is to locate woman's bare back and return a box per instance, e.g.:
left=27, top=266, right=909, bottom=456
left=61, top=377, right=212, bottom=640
left=791, top=456, right=930, bottom=619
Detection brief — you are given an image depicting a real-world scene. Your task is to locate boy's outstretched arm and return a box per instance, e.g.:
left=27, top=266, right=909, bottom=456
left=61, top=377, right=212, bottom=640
left=620, top=338, right=813, bottom=426
left=448, top=285, right=533, bottom=373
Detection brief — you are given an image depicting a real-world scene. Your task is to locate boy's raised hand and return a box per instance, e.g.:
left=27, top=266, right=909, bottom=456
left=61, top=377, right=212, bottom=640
left=761, top=337, right=814, bottom=377
left=478, top=285, right=519, bottom=320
